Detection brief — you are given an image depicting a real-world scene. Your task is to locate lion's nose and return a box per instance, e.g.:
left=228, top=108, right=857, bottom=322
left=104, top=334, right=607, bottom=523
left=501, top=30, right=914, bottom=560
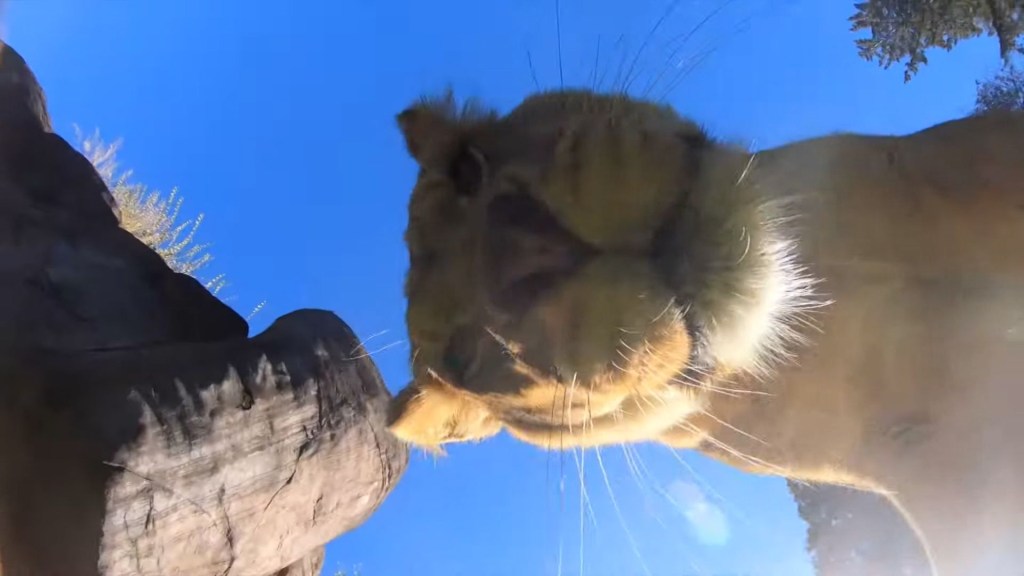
left=484, top=193, right=595, bottom=315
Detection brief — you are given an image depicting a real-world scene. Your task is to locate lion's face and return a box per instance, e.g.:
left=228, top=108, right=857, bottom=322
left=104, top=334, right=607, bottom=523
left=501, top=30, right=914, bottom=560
left=387, top=90, right=808, bottom=451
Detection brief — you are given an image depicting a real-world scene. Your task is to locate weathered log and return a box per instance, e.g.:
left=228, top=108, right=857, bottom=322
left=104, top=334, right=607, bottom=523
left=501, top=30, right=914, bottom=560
left=0, top=40, right=408, bottom=576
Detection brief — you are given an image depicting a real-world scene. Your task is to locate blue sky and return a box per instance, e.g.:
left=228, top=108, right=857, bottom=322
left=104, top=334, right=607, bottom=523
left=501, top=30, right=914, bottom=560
left=7, top=1, right=1001, bottom=575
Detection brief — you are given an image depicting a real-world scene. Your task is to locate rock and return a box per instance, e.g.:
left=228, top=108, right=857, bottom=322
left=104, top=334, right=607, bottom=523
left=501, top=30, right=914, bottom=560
left=0, top=41, right=248, bottom=353
left=0, top=39, right=52, bottom=132
left=0, top=40, right=408, bottom=576
left=272, top=548, right=326, bottom=576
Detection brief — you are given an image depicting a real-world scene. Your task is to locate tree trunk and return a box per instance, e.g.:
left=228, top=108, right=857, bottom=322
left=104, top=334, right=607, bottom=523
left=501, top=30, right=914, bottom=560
left=0, top=40, right=408, bottom=576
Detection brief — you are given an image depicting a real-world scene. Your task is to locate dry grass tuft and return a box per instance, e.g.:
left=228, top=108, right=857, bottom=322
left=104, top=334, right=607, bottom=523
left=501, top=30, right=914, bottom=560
left=74, top=126, right=266, bottom=319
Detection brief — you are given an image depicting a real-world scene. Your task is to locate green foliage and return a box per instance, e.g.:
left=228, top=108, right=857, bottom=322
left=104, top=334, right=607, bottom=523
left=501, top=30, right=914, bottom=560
left=789, top=481, right=931, bottom=575
left=850, top=0, right=1024, bottom=81
left=975, top=63, right=1024, bottom=111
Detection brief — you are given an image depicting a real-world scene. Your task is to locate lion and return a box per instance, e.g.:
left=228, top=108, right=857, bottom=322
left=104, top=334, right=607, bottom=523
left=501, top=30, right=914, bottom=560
left=385, top=89, right=1024, bottom=575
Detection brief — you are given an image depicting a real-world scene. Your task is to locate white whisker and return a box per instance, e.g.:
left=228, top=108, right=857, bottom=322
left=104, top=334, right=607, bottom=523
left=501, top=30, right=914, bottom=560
left=651, top=296, right=678, bottom=323
left=692, top=423, right=793, bottom=479
left=699, top=409, right=768, bottom=446
left=735, top=151, right=758, bottom=186
left=622, top=0, right=683, bottom=94
left=620, top=444, right=672, bottom=533
left=595, top=446, right=652, bottom=576
left=348, top=339, right=405, bottom=361
left=664, top=445, right=755, bottom=530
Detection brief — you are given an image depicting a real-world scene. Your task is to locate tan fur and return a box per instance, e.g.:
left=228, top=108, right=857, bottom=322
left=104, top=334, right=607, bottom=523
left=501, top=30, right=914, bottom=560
left=388, top=89, right=1024, bottom=575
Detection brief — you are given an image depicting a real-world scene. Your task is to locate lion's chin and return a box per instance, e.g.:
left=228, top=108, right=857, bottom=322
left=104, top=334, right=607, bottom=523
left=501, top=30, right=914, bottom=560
left=498, top=385, right=707, bottom=450
left=467, top=258, right=702, bottom=450
left=390, top=256, right=710, bottom=450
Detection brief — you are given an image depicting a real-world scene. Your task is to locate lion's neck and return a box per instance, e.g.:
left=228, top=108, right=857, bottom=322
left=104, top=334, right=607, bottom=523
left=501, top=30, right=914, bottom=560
left=682, top=145, right=911, bottom=491
left=680, top=146, right=825, bottom=384
left=679, top=114, right=1024, bottom=576
left=689, top=370, right=899, bottom=491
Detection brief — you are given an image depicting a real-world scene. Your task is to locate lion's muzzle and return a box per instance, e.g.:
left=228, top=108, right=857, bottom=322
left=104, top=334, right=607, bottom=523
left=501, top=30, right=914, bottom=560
left=483, top=192, right=596, bottom=317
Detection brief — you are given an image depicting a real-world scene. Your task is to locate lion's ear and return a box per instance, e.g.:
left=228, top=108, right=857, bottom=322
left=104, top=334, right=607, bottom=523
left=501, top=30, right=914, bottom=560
left=396, top=93, right=463, bottom=172
left=396, top=91, right=496, bottom=175
left=386, top=378, right=502, bottom=450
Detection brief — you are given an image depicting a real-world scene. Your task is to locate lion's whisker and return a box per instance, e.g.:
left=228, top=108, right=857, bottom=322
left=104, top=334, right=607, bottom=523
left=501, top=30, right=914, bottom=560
left=544, top=384, right=561, bottom=511
left=525, top=49, right=541, bottom=91
left=663, top=445, right=755, bottom=530
left=572, top=446, right=597, bottom=529
left=351, top=328, right=391, bottom=348
left=627, top=444, right=714, bottom=576
left=635, top=336, right=775, bottom=401
left=670, top=374, right=773, bottom=398
left=658, top=3, right=762, bottom=103
left=657, top=44, right=718, bottom=104
left=678, top=379, right=741, bottom=399
left=641, top=0, right=733, bottom=100
left=620, top=444, right=653, bottom=504
left=621, top=0, right=683, bottom=95
left=565, top=375, right=576, bottom=436
left=556, top=376, right=571, bottom=576
left=553, top=0, right=563, bottom=88
left=689, top=422, right=793, bottom=479
left=594, top=446, right=653, bottom=576
left=636, top=338, right=769, bottom=400
left=671, top=375, right=737, bottom=397
left=595, top=33, right=626, bottom=91
left=735, top=151, right=758, bottom=187
left=620, top=444, right=672, bottom=534
left=347, top=339, right=405, bottom=361
left=651, top=296, right=678, bottom=324
left=699, top=408, right=768, bottom=446
left=571, top=447, right=587, bottom=576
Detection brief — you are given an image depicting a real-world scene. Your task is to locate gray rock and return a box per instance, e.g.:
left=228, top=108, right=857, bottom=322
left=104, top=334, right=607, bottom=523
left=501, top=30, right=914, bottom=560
left=0, top=40, right=408, bottom=576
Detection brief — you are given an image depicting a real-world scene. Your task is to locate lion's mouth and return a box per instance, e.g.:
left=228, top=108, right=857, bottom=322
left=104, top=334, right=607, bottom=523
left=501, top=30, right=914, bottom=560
left=467, top=189, right=703, bottom=402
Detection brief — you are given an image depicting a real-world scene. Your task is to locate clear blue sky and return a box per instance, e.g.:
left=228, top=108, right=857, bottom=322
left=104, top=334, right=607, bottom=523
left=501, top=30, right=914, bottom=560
left=7, top=1, right=1000, bottom=575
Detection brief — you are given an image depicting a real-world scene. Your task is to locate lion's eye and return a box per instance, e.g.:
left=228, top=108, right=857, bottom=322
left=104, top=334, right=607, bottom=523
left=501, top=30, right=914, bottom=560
left=449, top=145, right=486, bottom=198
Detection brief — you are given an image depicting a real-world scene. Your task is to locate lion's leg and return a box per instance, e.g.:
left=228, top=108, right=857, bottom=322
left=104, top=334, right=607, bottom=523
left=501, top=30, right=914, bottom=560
left=892, top=471, right=1024, bottom=576
left=879, top=360, right=1024, bottom=576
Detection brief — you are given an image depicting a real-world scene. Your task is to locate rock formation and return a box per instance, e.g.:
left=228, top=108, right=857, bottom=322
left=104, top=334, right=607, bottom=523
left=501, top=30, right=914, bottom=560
left=0, top=41, right=408, bottom=576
